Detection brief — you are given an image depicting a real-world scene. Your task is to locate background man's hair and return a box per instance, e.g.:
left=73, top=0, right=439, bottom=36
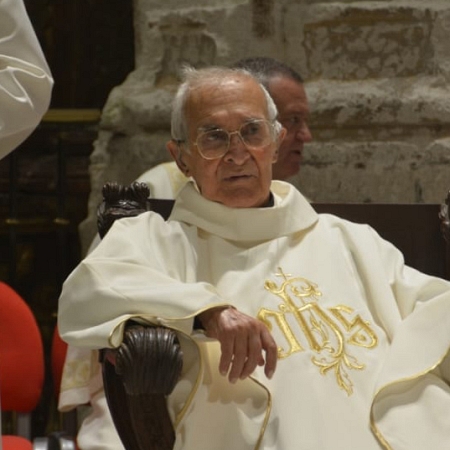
left=232, top=56, right=304, bottom=87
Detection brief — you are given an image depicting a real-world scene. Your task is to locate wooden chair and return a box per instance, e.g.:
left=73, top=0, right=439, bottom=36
left=97, top=182, right=450, bottom=450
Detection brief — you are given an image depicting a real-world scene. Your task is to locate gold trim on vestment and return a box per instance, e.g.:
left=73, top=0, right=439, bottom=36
left=248, top=375, right=272, bottom=450
left=172, top=330, right=203, bottom=429
left=370, top=345, right=450, bottom=450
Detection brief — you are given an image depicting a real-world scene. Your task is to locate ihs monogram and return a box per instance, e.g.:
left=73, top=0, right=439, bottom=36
left=258, top=267, right=378, bottom=395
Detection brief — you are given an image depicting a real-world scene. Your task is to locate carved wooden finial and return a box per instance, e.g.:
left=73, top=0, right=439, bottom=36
left=97, top=182, right=151, bottom=238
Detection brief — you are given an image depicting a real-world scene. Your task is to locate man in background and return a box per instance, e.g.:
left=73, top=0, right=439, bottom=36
left=234, top=57, right=312, bottom=180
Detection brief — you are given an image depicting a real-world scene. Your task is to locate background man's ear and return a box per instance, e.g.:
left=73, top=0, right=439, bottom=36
left=166, top=140, right=190, bottom=176
left=278, top=127, right=287, bottom=145
left=272, top=148, right=279, bottom=163
left=272, top=127, right=286, bottom=163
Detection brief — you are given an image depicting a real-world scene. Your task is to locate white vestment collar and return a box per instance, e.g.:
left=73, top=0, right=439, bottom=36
left=170, top=180, right=318, bottom=241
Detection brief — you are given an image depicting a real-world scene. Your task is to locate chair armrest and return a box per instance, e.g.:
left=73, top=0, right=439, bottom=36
left=100, top=322, right=183, bottom=450
left=96, top=182, right=183, bottom=450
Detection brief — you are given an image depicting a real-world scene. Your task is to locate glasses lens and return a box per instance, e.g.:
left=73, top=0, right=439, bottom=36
left=197, top=129, right=229, bottom=159
left=196, top=120, right=274, bottom=159
left=240, top=120, right=272, bottom=148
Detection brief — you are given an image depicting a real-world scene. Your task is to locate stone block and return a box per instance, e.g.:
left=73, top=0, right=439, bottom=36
left=303, top=3, right=442, bottom=80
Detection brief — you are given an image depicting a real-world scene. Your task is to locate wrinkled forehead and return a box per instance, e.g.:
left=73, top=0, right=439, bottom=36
left=184, top=75, right=269, bottom=127
left=188, top=73, right=259, bottom=97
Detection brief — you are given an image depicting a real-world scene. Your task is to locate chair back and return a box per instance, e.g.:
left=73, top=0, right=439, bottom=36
left=0, top=282, right=45, bottom=444
left=1, top=435, right=33, bottom=450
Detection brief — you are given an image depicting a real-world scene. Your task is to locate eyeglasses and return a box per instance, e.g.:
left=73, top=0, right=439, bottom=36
left=187, top=119, right=276, bottom=160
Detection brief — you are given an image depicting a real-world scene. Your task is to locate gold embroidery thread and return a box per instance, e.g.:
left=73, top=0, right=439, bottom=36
left=259, top=267, right=378, bottom=395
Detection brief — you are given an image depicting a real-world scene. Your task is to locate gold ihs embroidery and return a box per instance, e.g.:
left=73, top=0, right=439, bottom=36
left=258, top=267, right=378, bottom=395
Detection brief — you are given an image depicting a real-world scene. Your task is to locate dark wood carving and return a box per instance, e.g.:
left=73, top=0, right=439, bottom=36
left=97, top=182, right=151, bottom=238
left=98, top=181, right=183, bottom=450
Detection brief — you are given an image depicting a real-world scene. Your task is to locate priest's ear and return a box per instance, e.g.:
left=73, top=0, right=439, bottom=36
left=167, top=139, right=190, bottom=176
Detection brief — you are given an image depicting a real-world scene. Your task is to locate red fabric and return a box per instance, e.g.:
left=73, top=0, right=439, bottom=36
left=0, top=282, right=44, bottom=412
left=2, top=435, right=33, bottom=450
left=51, top=325, right=68, bottom=396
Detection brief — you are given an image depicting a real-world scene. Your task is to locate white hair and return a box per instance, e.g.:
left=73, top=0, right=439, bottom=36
left=171, top=65, right=282, bottom=146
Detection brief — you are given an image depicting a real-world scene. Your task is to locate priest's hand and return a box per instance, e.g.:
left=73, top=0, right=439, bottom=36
left=198, top=306, right=277, bottom=383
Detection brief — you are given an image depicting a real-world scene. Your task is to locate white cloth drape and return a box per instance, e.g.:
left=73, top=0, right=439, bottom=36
left=0, top=0, right=53, bottom=158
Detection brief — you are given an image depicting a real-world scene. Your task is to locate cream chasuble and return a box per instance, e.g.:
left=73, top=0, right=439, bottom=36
left=58, top=181, right=450, bottom=450
left=136, top=161, right=190, bottom=199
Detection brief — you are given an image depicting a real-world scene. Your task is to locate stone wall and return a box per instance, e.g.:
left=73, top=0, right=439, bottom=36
left=80, top=0, right=450, bottom=253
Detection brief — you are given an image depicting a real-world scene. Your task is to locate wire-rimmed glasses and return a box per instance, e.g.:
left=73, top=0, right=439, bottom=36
left=182, top=119, right=276, bottom=160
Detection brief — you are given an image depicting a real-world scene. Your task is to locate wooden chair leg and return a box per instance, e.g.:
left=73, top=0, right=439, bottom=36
left=102, top=358, right=142, bottom=450
left=128, top=394, right=176, bottom=450
left=101, top=324, right=183, bottom=450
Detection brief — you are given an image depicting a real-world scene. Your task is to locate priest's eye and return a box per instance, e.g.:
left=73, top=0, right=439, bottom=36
left=203, top=130, right=228, bottom=143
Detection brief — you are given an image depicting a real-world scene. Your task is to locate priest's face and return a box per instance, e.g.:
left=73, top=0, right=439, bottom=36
left=170, top=74, right=283, bottom=208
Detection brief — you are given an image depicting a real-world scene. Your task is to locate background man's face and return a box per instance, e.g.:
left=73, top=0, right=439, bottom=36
left=178, top=75, right=280, bottom=208
left=268, top=76, right=312, bottom=181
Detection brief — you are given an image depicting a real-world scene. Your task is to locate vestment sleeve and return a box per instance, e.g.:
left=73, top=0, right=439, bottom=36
left=0, top=0, right=53, bottom=158
left=58, top=213, right=229, bottom=349
left=347, top=223, right=450, bottom=387
left=352, top=224, right=450, bottom=443
left=329, top=215, right=450, bottom=385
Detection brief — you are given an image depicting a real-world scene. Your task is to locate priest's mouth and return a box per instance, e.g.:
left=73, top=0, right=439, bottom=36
left=224, top=174, right=255, bottom=182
